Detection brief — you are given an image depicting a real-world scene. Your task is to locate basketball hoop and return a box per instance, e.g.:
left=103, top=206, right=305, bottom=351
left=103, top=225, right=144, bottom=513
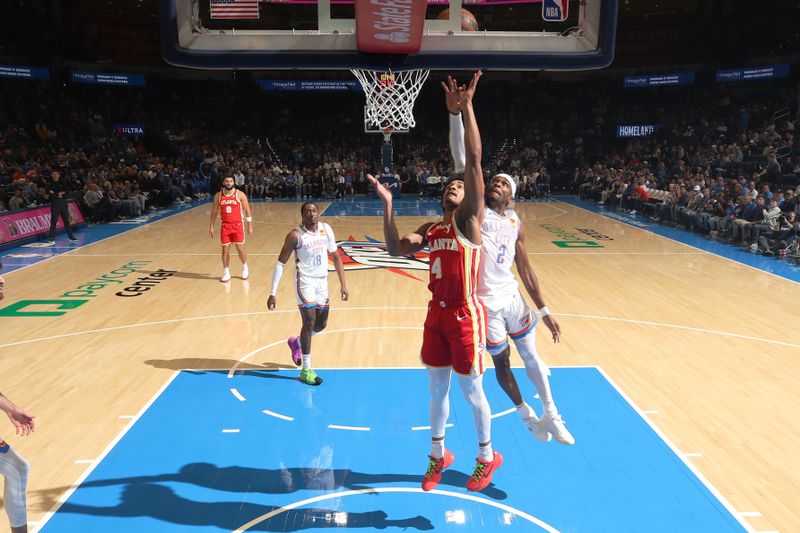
left=351, top=68, right=430, bottom=134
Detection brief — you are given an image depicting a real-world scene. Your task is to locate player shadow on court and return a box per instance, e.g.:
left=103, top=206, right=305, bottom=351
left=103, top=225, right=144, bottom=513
left=34, top=462, right=507, bottom=511
left=138, top=269, right=220, bottom=281
left=145, top=359, right=297, bottom=372
left=54, top=483, right=434, bottom=531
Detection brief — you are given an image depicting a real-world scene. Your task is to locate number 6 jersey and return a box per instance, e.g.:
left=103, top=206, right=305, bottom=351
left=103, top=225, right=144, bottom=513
left=295, top=222, right=337, bottom=278
left=478, top=207, right=520, bottom=307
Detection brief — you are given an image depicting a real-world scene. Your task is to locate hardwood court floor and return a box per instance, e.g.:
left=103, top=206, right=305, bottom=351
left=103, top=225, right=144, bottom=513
left=0, top=199, right=798, bottom=532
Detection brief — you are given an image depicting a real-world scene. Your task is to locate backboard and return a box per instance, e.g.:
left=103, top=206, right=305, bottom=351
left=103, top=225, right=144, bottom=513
left=160, top=0, right=618, bottom=71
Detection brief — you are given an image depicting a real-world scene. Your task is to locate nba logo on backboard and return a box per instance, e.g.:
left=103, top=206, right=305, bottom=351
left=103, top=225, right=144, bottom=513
left=542, top=0, right=568, bottom=22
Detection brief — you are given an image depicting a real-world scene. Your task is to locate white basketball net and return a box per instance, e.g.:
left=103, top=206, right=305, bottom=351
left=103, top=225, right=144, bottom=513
left=351, top=68, right=430, bottom=132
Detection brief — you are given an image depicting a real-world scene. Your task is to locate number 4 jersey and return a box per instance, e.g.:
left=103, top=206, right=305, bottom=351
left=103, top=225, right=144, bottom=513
left=478, top=207, right=520, bottom=308
left=425, top=220, right=482, bottom=303
left=295, top=222, right=337, bottom=278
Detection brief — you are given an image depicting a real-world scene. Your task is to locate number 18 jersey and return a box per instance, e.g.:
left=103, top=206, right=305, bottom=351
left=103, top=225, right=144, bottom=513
left=478, top=207, right=520, bottom=306
left=295, top=222, right=337, bottom=278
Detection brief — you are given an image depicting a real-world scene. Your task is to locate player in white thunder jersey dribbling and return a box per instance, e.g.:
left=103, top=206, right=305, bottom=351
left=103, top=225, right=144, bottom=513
left=268, top=202, right=349, bottom=386
left=449, top=112, right=575, bottom=445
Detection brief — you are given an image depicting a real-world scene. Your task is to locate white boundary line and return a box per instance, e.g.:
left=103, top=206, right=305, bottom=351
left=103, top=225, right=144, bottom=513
left=327, top=424, right=371, bottom=431
left=228, top=326, right=425, bottom=377
left=595, top=366, right=756, bottom=533
left=222, top=429, right=240, bottom=433
left=262, top=409, right=294, bottom=422
left=564, top=200, right=800, bottom=286
left=411, top=423, right=454, bottom=431
left=4, top=307, right=797, bottom=353
left=491, top=407, right=517, bottom=419
left=230, top=388, right=247, bottom=402
left=2, top=203, right=206, bottom=277
left=33, top=371, right=180, bottom=533
left=233, top=487, right=559, bottom=533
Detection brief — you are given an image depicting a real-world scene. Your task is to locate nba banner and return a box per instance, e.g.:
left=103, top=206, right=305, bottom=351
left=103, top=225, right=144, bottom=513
left=72, top=71, right=146, bottom=86
left=624, top=72, right=695, bottom=88
left=355, top=0, right=428, bottom=54
left=210, top=0, right=260, bottom=19
left=716, top=64, right=789, bottom=83
left=257, top=80, right=361, bottom=91
left=0, top=64, right=49, bottom=80
left=542, top=0, right=568, bottom=22
left=0, top=201, right=85, bottom=245
left=616, top=124, right=662, bottom=138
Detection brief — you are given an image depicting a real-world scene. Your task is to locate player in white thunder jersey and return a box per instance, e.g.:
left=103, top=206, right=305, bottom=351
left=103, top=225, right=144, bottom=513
left=450, top=112, right=574, bottom=445
left=0, top=390, right=34, bottom=533
left=268, top=202, right=349, bottom=386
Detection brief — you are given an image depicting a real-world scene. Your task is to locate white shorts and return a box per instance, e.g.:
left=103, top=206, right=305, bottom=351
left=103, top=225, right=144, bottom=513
left=294, top=272, right=329, bottom=309
left=483, top=291, right=538, bottom=356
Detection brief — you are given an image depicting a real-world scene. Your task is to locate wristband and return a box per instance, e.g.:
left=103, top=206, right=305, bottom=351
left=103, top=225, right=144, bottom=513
left=538, top=306, right=550, bottom=317
left=245, top=216, right=252, bottom=222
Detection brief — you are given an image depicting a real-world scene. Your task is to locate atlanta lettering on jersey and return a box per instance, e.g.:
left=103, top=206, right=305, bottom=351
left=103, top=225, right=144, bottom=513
left=430, top=238, right=458, bottom=252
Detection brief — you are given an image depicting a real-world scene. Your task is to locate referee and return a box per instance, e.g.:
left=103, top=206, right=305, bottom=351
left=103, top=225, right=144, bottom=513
left=47, top=171, right=77, bottom=242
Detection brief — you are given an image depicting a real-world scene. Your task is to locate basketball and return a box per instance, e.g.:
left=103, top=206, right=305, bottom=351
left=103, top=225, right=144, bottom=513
left=437, top=8, right=479, bottom=32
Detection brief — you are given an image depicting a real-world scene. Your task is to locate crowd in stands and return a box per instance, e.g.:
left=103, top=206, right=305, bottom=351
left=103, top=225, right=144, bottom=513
left=575, top=78, right=799, bottom=259
left=0, top=72, right=798, bottom=260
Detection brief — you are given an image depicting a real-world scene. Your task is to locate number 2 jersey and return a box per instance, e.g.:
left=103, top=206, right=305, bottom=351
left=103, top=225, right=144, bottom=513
left=295, top=222, right=337, bottom=278
left=478, top=207, right=520, bottom=308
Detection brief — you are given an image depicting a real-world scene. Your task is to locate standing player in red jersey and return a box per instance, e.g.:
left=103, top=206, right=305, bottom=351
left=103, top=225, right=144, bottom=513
left=369, top=71, right=502, bottom=493
left=209, top=175, right=253, bottom=282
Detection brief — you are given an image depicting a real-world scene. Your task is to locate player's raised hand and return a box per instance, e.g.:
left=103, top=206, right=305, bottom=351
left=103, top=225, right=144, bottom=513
left=543, top=315, right=561, bottom=343
left=367, top=174, right=393, bottom=205
left=440, top=75, right=464, bottom=115
left=462, top=70, right=483, bottom=104
left=267, top=295, right=276, bottom=310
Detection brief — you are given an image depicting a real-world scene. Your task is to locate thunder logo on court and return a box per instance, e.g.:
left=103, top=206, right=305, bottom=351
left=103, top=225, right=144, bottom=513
left=329, top=235, right=429, bottom=281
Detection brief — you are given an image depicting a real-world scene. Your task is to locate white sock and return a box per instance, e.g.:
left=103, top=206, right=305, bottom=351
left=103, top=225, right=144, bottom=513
left=516, top=402, right=535, bottom=420
left=223, top=267, right=230, bottom=274
left=302, top=353, right=311, bottom=370
left=430, top=437, right=445, bottom=460
left=542, top=400, right=557, bottom=419
left=478, top=441, right=494, bottom=462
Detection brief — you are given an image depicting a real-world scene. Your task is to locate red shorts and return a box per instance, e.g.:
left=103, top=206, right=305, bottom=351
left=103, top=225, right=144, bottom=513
left=420, top=298, right=487, bottom=376
left=220, top=222, right=244, bottom=245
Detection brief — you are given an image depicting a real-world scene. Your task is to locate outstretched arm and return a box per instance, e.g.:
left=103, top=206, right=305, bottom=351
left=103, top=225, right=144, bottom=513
left=514, top=220, right=561, bottom=343
left=452, top=71, right=485, bottom=241
left=267, top=230, right=299, bottom=310
left=367, top=174, right=431, bottom=256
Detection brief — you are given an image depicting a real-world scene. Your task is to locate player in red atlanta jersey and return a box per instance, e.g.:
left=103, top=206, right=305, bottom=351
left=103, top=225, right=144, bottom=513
left=209, top=175, right=253, bottom=282
left=369, top=71, right=502, bottom=493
